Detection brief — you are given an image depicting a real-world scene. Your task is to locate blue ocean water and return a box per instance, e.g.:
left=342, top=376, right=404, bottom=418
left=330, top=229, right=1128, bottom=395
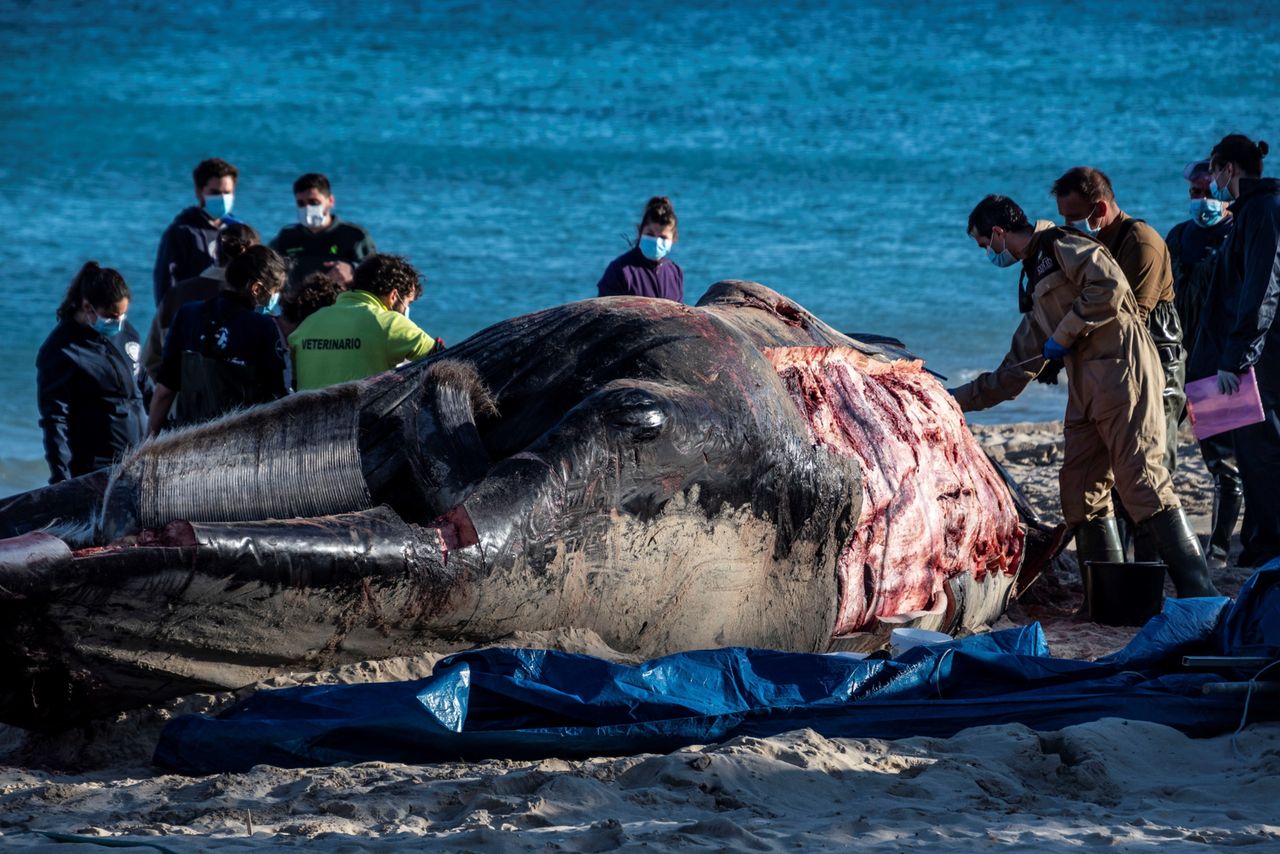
left=1, top=0, right=1277, bottom=494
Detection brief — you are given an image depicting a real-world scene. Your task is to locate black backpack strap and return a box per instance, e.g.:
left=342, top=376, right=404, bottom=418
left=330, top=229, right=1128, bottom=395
left=1166, top=220, right=1187, bottom=267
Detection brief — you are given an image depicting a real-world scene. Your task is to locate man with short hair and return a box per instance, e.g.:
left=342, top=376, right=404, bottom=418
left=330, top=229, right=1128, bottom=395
left=1166, top=159, right=1241, bottom=568
left=952, top=194, right=1216, bottom=599
left=288, top=253, right=438, bottom=391
left=142, top=222, right=261, bottom=380
left=1052, top=166, right=1186, bottom=481
left=153, top=158, right=239, bottom=306
left=269, top=173, right=376, bottom=287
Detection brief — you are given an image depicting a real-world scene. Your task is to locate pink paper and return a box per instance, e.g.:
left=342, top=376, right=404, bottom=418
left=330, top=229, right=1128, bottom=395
left=1185, top=367, right=1265, bottom=440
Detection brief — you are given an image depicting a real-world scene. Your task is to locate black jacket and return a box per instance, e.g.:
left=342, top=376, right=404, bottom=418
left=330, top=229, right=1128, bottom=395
left=1191, top=177, right=1280, bottom=407
left=270, top=215, right=376, bottom=284
left=1167, top=216, right=1234, bottom=362
left=153, top=206, right=223, bottom=306
left=36, top=319, right=147, bottom=483
left=158, top=292, right=289, bottom=426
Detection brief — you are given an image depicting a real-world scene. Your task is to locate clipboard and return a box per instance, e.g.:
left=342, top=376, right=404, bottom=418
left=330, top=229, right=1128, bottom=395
left=1185, top=367, right=1265, bottom=440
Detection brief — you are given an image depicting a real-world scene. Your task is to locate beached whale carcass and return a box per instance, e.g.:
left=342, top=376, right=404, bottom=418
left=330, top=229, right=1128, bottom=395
left=0, top=281, right=1061, bottom=730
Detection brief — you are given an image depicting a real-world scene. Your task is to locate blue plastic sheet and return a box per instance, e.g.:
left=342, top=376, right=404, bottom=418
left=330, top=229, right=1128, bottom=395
left=155, top=564, right=1280, bottom=774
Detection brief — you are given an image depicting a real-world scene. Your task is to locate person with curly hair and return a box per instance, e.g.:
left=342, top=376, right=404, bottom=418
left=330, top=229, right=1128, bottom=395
left=288, top=253, right=439, bottom=391
left=275, top=270, right=347, bottom=339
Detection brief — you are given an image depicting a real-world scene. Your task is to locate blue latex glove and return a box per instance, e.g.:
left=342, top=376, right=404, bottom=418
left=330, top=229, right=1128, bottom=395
left=1043, top=338, right=1070, bottom=361
left=1217, top=370, right=1241, bottom=395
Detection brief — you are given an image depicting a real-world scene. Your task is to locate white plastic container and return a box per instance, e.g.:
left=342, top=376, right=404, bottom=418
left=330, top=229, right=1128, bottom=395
left=889, top=627, right=952, bottom=657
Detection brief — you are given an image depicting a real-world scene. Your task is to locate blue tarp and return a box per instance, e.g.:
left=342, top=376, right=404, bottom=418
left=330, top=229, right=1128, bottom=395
left=154, top=563, right=1280, bottom=774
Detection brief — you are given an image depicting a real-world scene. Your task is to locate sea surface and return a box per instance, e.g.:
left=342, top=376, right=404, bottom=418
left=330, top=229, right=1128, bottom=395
left=1, top=0, right=1277, bottom=494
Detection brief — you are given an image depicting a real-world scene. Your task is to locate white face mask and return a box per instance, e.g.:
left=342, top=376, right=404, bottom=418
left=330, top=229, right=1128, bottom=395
left=298, top=204, right=327, bottom=227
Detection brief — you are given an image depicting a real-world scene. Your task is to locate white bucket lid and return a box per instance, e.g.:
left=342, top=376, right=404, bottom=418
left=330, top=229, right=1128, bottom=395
left=890, top=627, right=953, bottom=656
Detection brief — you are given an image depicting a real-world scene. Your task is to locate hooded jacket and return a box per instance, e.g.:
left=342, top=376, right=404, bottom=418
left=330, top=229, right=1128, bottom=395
left=153, top=206, right=223, bottom=306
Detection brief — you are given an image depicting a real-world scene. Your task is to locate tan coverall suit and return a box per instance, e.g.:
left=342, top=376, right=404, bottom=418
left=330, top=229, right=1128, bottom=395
left=953, top=220, right=1179, bottom=526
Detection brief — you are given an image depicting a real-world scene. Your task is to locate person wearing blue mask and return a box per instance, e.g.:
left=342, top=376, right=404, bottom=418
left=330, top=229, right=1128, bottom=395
left=1167, top=159, right=1240, bottom=568
left=36, top=262, right=148, bottom=483
left=952, top=195, right=1216, bottom=600
left=596, top=196, right=683, bottom=302
left=149, top=245, right=289, bottom=433
left=1189, top=134, right=1280, bottom=567
left=152, top=158, right=240, bottom=307
left=1052, top=168, right=1185, bottom=501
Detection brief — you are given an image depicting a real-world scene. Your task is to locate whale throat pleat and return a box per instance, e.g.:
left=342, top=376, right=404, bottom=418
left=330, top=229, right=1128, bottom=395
left=128, top=384, right=372, bottom=528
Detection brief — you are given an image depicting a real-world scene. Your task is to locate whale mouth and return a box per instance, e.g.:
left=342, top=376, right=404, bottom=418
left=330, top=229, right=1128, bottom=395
left=764, top=346, right=1025, bottom=635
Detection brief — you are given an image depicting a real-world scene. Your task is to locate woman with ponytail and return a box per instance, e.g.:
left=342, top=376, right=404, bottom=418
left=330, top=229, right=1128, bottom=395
left=36, top=262, right=147, bottom=483
left=596, top=196, right=684, bottom=302
left=1189, top=134, right=1280, bottom=565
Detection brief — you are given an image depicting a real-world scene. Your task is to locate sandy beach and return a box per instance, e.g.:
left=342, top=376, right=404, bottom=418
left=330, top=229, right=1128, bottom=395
left=2, top=421, right=1277, bottom=850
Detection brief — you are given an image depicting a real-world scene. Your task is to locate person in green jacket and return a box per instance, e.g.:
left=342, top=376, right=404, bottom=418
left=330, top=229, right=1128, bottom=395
left=288, top=253, right=439, bottom=390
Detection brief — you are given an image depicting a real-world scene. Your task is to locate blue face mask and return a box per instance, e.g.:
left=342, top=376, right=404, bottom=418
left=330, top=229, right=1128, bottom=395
left=986, top=246, right=1017, bottom=268
left=258, top=291, right=281, bottom=316
left=985, top=232, right=1017, bottom=268
left=639, top=235, right=673, bottom=261
left=1069, top=217, right=1098, bottom=236
left=204, top=192, right=233, bottom=220
left=1209, top=179, right=1234, bottom=203
left=1190, top=198, right=1227, bottom=228
left=93, top=315, right=123, bottom=337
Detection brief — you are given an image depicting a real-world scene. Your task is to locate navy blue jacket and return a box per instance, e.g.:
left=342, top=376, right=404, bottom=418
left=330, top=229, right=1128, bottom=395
left=36, top=319, right=147, bottom=483
left=1191, top=177, right=1280, bottom=407
left=157, top=292, right=288, bottom=414
left=1168, top=215, right=1234, bottom=367
left=153, top=206, right=223, bottom=306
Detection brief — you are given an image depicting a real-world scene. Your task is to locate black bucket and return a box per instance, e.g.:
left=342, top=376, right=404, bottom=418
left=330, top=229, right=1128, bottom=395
left=1082, top=561, right=1166, bottom=627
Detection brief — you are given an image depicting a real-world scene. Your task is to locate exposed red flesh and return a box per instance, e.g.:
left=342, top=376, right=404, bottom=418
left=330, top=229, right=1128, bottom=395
left=766, top=347, right=1024, bottom=635
left=71, top=520, right=196, bottom=557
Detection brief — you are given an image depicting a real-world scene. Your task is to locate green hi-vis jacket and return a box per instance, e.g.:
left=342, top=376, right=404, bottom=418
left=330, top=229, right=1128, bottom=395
left=288, top=289, right=436, bottom=391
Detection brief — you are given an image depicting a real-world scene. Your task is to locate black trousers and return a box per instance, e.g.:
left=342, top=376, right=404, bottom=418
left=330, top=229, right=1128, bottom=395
left=1234, top=404, right=1280, bottom=567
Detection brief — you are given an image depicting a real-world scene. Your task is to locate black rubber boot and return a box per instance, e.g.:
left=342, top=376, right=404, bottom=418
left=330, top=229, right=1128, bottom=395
left=1074, top=517, right=1124, bottom=567
left=1138, top=507, right=1220, bottom=598
left=1208, top=477, right=1244, bottom=568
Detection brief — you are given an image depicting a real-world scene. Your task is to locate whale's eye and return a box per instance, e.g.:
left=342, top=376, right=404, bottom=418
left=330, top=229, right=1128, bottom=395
left=600, top=388, right=667, bottom=442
